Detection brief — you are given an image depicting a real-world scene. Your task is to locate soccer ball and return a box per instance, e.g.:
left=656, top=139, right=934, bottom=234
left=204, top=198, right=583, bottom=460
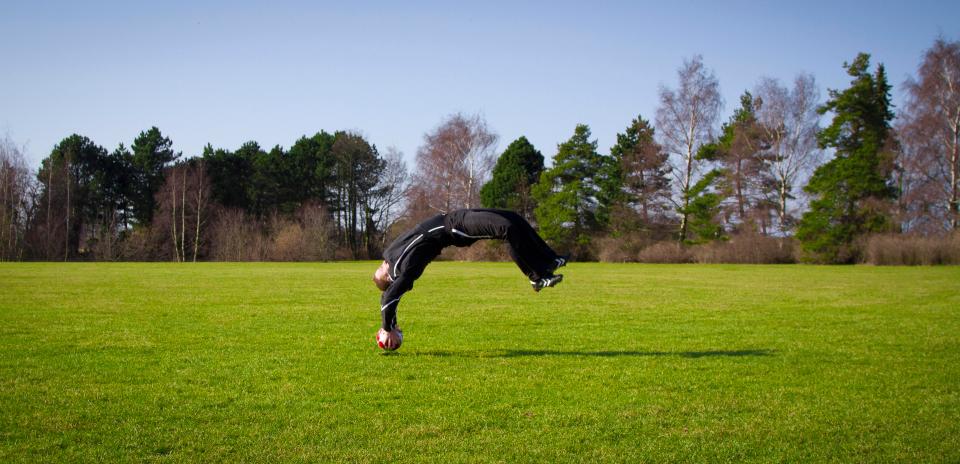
left=376, top=328, right=403, bottom=351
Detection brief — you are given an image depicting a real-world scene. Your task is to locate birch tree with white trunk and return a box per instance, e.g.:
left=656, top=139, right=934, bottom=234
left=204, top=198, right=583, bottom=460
left=412, top=113, right=497, bottom=213
left=754, top=74, right=822, bottom=235
left=655, top=55, right=723, bottom=242
left=899, top=37, right=960, bottom=232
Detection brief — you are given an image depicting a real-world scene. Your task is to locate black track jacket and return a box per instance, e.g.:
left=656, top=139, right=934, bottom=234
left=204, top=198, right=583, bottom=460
left=379, top=210, right=483, bottom=330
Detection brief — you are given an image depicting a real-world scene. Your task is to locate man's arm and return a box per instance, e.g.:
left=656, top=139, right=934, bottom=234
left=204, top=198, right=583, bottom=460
left=378, top=239, right=440, bottom=331
left=380, top=274, right=413, bottom=331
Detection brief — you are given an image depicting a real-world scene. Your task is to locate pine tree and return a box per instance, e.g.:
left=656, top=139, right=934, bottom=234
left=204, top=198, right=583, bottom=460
left=479, top=136, right=544, bottom=219
left=609, top=116, right=672, bottom=228
left=796, top=53, right=896, bottom=263
left=698, top=92, right=773, bottom=232
left=130, top=127, right=178, bottom=225
left=532, top=124, right=616, bottom=256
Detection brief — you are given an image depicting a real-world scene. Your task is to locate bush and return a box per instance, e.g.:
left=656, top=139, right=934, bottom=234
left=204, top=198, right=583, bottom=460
left=637, top=242, right=693, bottom=263
left=209, top=209, right=265, bottom=261
left=441, top=240, right=511, bottom=262
left=863, top=233, right=960, bottom=265
left=691, top=234, right=797, bottom=264
left=119, top=225, right=172, bottom=261
left=264, top=204, right=337, bottom=261
left=594, top=233, right=652, bottom=263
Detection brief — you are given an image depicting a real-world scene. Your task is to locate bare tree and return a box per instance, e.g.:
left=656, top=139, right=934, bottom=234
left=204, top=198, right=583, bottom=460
left=0, top=136, right=33, bottom=261
left=208, top=208, right=262, bottom=261
left=754, top=74, right=822, bottom=235
left=655, top=56, right=723, bottom=242
left=412, top=112, right=498, bottom=214
left=157, top=161, right=211, bottom=262
left=899, top=37, right=960, bottom=232
left=370, top=146, right=410, bottom=249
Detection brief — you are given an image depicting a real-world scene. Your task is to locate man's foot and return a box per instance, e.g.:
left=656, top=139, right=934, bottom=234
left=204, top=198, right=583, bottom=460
left=553, top=255, right=570, bottom=271
left=531, top=274, right=563, bottom=292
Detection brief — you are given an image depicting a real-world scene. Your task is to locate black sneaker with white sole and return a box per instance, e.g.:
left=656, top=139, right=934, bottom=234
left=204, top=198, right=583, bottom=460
left=531, top=274, right=563, bottom=292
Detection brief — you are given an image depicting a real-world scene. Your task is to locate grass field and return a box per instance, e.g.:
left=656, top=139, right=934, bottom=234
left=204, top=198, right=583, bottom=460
left=1, top=262, right=958, bottom=462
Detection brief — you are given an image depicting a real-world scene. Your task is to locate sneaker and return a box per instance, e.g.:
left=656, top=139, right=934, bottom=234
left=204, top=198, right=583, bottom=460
left=553, top=255, right=569, bottom=271
left=531, top=274, right=563, bottom=292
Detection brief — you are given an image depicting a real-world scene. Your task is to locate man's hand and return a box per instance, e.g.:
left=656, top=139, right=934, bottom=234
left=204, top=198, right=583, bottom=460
left=377, top=328, right=403, bottom=350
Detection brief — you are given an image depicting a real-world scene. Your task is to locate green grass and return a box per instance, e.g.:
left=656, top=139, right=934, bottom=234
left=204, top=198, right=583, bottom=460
left=1, top=262, right=958, bottom=463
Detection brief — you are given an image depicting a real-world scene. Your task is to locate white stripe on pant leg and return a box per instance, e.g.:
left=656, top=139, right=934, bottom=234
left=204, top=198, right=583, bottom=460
left=451, top=228, right=494, bottom=239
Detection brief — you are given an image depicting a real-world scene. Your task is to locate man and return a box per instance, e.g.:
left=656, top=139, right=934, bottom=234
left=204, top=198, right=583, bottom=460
left=373, top=208, right=567, bottom=349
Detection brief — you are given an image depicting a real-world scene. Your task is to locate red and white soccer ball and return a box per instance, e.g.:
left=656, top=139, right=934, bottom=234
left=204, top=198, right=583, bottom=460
left=376, top=328, right=403, bottom=351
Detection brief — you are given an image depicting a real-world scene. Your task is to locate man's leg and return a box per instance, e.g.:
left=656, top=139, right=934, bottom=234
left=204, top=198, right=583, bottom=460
left=458, top=209, right=560, bottom=281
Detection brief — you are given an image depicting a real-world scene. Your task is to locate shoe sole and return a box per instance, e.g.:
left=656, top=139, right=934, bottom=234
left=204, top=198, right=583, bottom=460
left=532, top=274, right=563, bottom=292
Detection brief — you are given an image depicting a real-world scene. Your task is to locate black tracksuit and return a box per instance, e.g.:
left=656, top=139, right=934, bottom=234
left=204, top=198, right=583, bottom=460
left=379, top=208, right=561, bottom=331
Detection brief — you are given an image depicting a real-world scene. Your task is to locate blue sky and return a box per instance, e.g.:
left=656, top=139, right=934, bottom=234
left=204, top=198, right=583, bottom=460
left=2, top=1, right=958, bottom=170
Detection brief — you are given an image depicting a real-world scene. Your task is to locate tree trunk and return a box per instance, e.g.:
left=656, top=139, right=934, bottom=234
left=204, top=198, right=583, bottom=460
left=951, top=120, right=959, bottom=230
left=0, top=165, right=8, bottom=260
left=678, top=134, right=694, bottom=243
left=46, top=164, right=52, bottom=259
left=64, top=162, right=70, bottom=262
left=779, top=179, right=788, bottom=235
left=181, top=169, right=187, bottom=261
left=171, top=169, right=180, bottom=262
left=736, top=158, right=745, bottom=221
left=194, top=166, right=203, bottom=262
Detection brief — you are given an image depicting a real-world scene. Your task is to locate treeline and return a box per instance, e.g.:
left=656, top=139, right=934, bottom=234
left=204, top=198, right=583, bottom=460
left=1, top=40, right=959, bottom=264
left=0, top=127, right=408, bottom=262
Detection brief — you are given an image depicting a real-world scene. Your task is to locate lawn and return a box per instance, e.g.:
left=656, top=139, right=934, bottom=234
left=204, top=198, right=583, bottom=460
left=1, top=262, right=958, bottom=462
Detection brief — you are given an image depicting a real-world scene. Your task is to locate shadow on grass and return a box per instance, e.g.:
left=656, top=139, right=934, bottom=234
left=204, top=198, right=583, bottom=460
left=410, top=349, right=774, bottom=358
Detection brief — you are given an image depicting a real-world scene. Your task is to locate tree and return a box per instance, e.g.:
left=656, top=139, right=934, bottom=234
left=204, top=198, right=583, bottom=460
left=609, top=116, right=672, bottom=228
left=410, top=113, right=498, bottom=215
left=130, top=127, right=179, bottom=225
left=699, top=92, right=772, bottom=233
left=288, top=131, right=336, bottom=210
left=898, top=37, right=960, bottom=232
left=203, top=143, right=254, bottom=211
left=754, top=74, right=823, bottom=234
left=655, top=55, right=723, bottom=242
left=249, top=144, right=285, bottom=217
left=369, top=146, right=410, bottom=250
left=797, top=53, right=896, bottom=263
left=680, top=169, right=726, bottom=244
left=156, top=159, right=210, bottom=262
left=34, top=134, right=111, bottom=259
left=330, top=131, right=384, bottom=258
left=0, top=136, right=33, bottom=261
left=479, top=136, right=544, bottom=220
left=89, top=143, right=137, bottom=259
left=533, top=124, right=615, bottom=256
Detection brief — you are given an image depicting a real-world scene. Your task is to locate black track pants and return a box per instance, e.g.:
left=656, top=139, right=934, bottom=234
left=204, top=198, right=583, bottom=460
left=450, top=209, right=559, bottom=281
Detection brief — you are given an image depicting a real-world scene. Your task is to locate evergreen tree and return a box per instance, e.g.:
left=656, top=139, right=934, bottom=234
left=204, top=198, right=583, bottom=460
left=203, top=143, right=254, bottom=211
left=479, top=136, right=544, bottom=219
left=532, top=124, right=616, bottom=256
left=288, top=131, right=336, bottom=209
left=130, top=127, right=179, bottom=225
left=679, top=169, right=726, bottom=244
left=100, top=143, right=136, bottom=231
left=797, top=53, right=896, bottom=263
left=698, top=92, right=773, bottom=232
left=247, top=145, right=286, bottom=216
left=609, top=116, right=672, bottom=228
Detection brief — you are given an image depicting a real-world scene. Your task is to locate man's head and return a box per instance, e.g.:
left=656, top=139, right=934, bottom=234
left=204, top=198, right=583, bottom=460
left=373, top=260, right=391, bottom=291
